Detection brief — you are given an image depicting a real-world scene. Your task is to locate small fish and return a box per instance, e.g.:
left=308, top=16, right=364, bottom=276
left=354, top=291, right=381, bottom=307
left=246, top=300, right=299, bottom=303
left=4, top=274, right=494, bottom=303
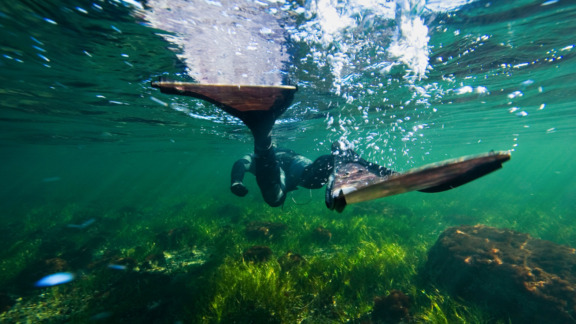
left=67, top=218, right=96, bottom=229
left=35, top=272, right=75, bottom=287
left=107, top=264, right=127, bottom=271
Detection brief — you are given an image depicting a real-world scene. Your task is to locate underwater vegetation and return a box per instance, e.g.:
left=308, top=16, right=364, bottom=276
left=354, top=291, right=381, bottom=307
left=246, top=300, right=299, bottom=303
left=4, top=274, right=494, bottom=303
left=0, top=193, right=572, bottom=323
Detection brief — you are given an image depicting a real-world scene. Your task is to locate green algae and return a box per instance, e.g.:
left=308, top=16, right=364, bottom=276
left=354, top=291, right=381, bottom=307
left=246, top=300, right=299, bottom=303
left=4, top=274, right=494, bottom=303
left=0, top=194, right=553, bottom=323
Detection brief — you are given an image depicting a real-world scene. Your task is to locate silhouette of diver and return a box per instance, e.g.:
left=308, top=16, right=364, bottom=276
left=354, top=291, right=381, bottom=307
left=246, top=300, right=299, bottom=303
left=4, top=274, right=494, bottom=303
left=151, top=81, right=510, bottom=212
left=229, top=140, right=395, bottom=208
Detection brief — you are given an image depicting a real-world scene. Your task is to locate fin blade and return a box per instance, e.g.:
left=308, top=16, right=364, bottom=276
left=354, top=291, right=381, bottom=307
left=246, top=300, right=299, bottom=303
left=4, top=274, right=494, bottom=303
left=151, top=81, right=297, bottom=113
left=328, top=151, right=511, bottom=210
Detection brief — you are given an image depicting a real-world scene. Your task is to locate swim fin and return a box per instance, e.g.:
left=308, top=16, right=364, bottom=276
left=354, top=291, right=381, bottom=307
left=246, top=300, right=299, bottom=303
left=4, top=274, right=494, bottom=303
left=151, top=80, right=297, bottom=140
left=326, top=151, right=511, bottom=212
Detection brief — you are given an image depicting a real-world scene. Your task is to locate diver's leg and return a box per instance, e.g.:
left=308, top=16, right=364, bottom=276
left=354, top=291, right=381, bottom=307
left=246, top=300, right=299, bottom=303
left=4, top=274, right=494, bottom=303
left=230, top=154, right=253, bottom=197
left=254, top=144, right=287, bottom=207
left=299, top=154, right=334, bottom=189
left=151, top=81, right=296, bottom=207
left=331, top=141, right=394, bottom=177
left=249, top=121, right=286, bottom=207
left=230, top=145, right=287, bottom=206
left=325, top=141, right=395, bottom=211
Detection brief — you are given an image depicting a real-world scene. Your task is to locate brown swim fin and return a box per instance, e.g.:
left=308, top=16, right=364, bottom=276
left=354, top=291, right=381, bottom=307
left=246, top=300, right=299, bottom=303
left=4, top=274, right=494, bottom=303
left=151, top=81, right=297, bottom=117
left=326, top=151, right=511, bottom=212
left=151, top=81, right=298, bottom=141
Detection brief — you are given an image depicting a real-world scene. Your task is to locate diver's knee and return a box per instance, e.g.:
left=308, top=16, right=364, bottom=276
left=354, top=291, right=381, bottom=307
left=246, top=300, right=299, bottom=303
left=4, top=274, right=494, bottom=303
left=264, top=193, right=286, bottom=207
left=260, top=184, right=286, bottom=207
left=257, top=166, right=287, bottom=207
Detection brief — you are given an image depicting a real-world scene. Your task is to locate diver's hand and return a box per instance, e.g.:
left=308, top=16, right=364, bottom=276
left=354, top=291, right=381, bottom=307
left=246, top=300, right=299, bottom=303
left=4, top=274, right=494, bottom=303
left=231, top=181, right=248, bottom=197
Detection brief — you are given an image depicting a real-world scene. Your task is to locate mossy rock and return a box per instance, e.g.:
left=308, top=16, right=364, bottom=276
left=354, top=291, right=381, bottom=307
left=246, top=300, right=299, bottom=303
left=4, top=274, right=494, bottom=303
left=425, top=225, right=576, bottom=323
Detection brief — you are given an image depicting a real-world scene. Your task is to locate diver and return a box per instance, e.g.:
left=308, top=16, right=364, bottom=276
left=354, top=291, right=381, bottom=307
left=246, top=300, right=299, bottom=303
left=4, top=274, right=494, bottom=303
left=229, top=148, right=333, bottom=207
left=151, top=80, right=511, bottom=212
left=229, top=141, right=394, bottom=208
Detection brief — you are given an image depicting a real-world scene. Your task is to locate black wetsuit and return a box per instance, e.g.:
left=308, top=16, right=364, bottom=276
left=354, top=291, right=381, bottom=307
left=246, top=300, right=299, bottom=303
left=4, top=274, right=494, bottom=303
left=230, top=142, right=395, bottom=207
left=230, top=149, right=334, bottom=207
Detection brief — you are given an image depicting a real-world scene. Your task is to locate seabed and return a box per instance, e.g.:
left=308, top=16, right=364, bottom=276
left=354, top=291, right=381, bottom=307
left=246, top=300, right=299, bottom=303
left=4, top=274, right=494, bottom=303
left=0, top=191, right=565, bottom=323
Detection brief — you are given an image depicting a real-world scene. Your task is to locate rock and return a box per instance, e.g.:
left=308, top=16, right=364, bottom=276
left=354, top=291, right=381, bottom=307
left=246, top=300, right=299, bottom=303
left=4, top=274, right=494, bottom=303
left=312, top=226, right=332, bottom=243
left=245, top=221, right=287, bottom=240
left=243, top=246, right=273, bottom=263
left=372, top=290, right=411, bottom=323
left=424, top=225, right=576, bottom=323
left=278, top=251, right=306, bottom=272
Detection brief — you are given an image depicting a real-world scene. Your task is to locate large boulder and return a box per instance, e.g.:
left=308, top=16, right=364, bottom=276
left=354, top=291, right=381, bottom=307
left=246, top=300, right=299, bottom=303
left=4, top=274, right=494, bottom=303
left=425, top=225, right=576, bottom=323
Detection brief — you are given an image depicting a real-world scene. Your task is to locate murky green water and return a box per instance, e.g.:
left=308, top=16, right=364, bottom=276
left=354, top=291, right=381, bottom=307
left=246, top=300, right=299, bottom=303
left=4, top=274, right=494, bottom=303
left=1, top=0, right=575, bottom=322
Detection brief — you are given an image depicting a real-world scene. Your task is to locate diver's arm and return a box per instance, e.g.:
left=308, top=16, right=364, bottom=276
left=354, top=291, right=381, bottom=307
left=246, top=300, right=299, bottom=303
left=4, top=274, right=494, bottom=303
left=231, top=154, right=254, bottom=197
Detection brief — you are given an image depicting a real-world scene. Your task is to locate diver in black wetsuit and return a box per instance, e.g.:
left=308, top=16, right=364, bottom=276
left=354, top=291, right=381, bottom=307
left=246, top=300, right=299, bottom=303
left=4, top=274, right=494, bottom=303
left=151, top=80, right=510, bottom=211
left=229, top=142, right=393, bottom=207
left=230, top=149, right=332, bottom=207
